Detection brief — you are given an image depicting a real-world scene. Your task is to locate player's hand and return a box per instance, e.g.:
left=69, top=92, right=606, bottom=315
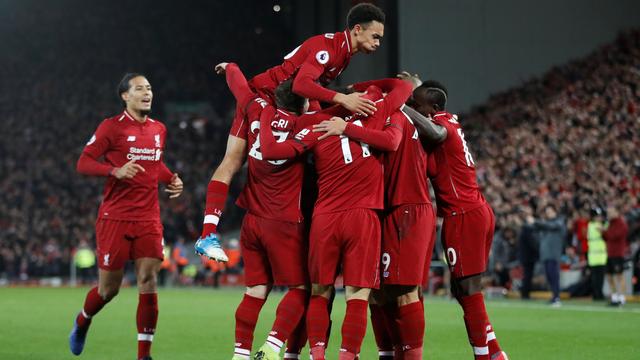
left=165, top=173, right=183, bottom=198
left=214, top=62, right=229, bottom=75
left=397, top=70, right=422, bottom=90
left=335, top=92, right=377, bottom=116
left=313, top=117, right=348, bottom=140
left=112, top=159, right=145, bottom=179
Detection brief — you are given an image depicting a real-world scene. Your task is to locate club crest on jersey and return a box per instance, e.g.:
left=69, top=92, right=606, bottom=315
left=86, top=134, right=96, bottom=145
left=154, top=134, right=161, bottom=147
left=315, top=50, right=330, bottom=64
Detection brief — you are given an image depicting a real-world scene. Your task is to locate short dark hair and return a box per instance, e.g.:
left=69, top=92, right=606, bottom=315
left=275, top=79, right=306, bottom=114
left=347, top=3, right=385, bottom=29
left=416, top=80, right=448, bottom=110
left=117, top=72, right=146, bottom=99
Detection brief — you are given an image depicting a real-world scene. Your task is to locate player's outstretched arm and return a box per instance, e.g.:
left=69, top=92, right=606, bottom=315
left=352, top=78, right=413, bottom=112
left=402, top=105, right=447, bottom=144
left=259, top=106, right=302, bottom=160
left=313, top=117, right=402, bottom=151
left=217, top=62, right=255, bottom=111
left=293, top=62, right=377, bottom=115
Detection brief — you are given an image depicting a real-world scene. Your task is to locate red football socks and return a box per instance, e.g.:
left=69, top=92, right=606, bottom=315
left=307, top=295, right=330, bottom=359
left=369, top=303, right=394, bottom=359
left=136, top=293, right=158, bottom=359
left=201, top=180, right=229, bottom=237
left=76, top=286, right=108, bottom=329
left=284, top=311, right=308, bottom=359
left=396, top=301, right=424, bottom=360
left=486, top=323, right=503, bottom=357
left=340, top=299, right=368, bottom=356
left=266, top=289, right=308, bottom=353
left=234, top=294, right=266, bottom=357
left=459, top=293, right=490, bottom=360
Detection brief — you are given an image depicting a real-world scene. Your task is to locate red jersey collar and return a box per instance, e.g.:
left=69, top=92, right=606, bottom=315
left=122, top=110, right=152, bottom=123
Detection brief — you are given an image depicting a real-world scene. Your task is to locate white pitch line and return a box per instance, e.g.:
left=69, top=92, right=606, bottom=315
left=486, top=300, right=640, bottom=314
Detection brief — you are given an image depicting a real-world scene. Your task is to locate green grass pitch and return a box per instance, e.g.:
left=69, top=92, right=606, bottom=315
left=1, top=287, right=638, bottom=359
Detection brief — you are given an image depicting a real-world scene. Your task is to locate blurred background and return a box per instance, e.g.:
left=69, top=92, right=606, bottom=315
left=0, top=0, right=639, bottom=302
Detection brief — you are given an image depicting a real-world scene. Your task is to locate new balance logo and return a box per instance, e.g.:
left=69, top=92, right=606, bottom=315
left=127, top=136, right=136, bottom=142
left=295, top=128, right=310, bottom=140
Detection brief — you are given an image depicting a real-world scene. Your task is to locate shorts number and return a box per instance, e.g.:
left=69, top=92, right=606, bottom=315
left=339, top=120, right=370, bottom=164
left=382, top=252, right=391, bottom=272
left=248, top=121, right=288, bottom=165
left=446, top=248, right=457, bottom=266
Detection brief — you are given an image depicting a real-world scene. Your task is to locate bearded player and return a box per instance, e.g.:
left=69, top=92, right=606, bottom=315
left=69, top=73, right=183, bottom=360
left=407, top=80, right=509, bottom=360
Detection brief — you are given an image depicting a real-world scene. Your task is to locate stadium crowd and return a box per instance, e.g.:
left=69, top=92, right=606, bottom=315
left=0, top=1, right=290, bottom=282
left=0, top=1, right=638, bottom=297
left=473, top=29, right=640, bottom=296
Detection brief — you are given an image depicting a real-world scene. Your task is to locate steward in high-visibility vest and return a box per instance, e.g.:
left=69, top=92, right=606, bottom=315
left=587, top=207, right=608, bottom=300
left=587, top=221, right=607, bottom=267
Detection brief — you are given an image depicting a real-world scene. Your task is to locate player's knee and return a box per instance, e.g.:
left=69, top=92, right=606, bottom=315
left=311, top=284, right=333, bottom=298
left=137, top=272, right=158, bottom=290
left=99, top=286, right=120, bottom=302
left=246, top=284, right=271, bottom=299
left=393, top=286, right=420, bottom=306
left=345, top=286, right=370, bottom=301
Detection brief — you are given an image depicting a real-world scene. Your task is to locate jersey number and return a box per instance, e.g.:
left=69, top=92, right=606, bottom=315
left=456, top=128, right=475, bottom=167
left=249, top=121, right=288, bottom=165
left=339, top=120, right=370, bottom=164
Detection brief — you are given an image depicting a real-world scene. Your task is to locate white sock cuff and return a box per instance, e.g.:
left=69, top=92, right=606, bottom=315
left=266, top=335, right=284, bottom=351
left=234, top=348, right=251, bottom=358
left=473, top=346, right=489, bottom=355
left=284, top=354, right=300, bottom=359
left=379, top=351, right=394, bottom=356
left=137, top=333, right=154, bottom=342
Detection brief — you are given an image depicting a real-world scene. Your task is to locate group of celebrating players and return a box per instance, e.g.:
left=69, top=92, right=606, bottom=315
left=68, top=3, right=509, bottom=360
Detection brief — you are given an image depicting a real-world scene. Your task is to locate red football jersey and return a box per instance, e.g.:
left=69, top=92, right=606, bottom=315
left=81, top=111, right=168, bottom=221
left=222, top=63, right=306, bottom=223
left=288, top=89, right=404, bottom=215
left=429, top=111, right=486, bottom=217
left=293, top=118, right=384, bottom=215
left=258, top=80, right=412, bottom=216
left=236, top=106, right=305, bottom=223
left=384, top=110, right=431, bottom=208
left=250, top=30, right=353, bottom=103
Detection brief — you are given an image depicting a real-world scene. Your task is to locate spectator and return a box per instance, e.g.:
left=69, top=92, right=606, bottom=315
left=535, top=204, right=566, bottom=306
left=603, top=205, right=629, bottom=305
left=518, top=208, right=539, bottom=299
left=491, top=226, right=519, bottom=288
left=587, top=207, right=608, bottom=300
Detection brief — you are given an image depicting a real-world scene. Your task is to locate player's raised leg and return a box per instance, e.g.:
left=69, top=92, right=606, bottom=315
left=195, top=135, right=247, bottom=262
